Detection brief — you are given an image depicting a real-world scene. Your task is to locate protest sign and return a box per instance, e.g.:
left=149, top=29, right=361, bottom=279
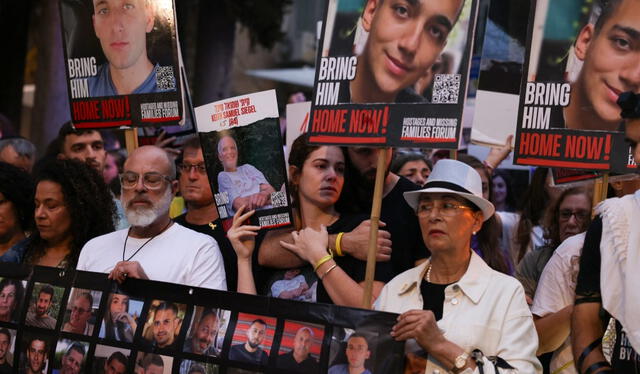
left=307, top=0, right=479, bottom=148
left=512, top=0, right=636, bottom=173
left=59, top=0, right=183, bottom=129
left=2, top=264, right=405, bottom=373
left=195, top=90, right=292, bottom=231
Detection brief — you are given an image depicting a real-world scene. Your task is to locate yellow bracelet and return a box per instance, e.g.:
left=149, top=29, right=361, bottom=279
left=313, top=254, right=333, bottom=272
left=319, top=264, right=338, bottom=280
left=335, top=232, right=345, bottom=257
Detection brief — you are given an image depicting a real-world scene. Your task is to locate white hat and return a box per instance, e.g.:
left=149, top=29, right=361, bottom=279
left=403, top=159, right=495, bottom=221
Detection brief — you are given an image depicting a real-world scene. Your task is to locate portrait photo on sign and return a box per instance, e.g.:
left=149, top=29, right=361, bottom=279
left=91, top=344, right=130, bottom=374
left=177, top=359, right=220, bottom=374
left=141, top=300, right=187, bottom=350
left=276, top=320, right=325, bottom=373
left=227, top=313, right=277, bottom=367
left=59, top=0, right=179, bottom=98
left=0, top=328, right=16, bottom=373
left=19, top=333, right=53, bottom=374
left=328, top=328, right=379, bottom=374
left=182, top=307, right=231, bottom=357
left=308, top=0, right=478, bottom=148
left=199, top=118, right=291, bottom=229
left=25, top=282, right=65, bottom=330
left=520, top=0, right=640, bottom=132
left=135, top=352, right=172, bottom=374
left=61, top=288, right=102, bottom=336
left=98, top=292, right=144, bottom=343
left=52, top=339, right=90, bottom=374
left=0, top=277, right=27, bottom=324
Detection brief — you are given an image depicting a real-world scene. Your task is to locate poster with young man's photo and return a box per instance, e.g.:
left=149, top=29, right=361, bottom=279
left=195, top=90, right=293, bottom=231
left=513, top=0, right=636, bottom=172
left=307, top=0, right=479, bottom=148
left=59, top=0, right=183, bottom=129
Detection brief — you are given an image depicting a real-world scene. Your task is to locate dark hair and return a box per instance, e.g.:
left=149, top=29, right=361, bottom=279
left=182, top=134, right=201, bottom=151
left=0, top=328, right=11, bottom=341
left=27, top=336, right=49, bottom=352
left=141, top=353, right=164, bottom=369
left=188, top=363, right=206, bottom=374
left=288, top=134, right=348, bottom=227
left=594, top=0, right=624, bottom=33
left=390, top=152, right=431, bottom=174
left=107, top=351, right=128, bottom=367
left=491, top=169, right=516, bottom=212
left=0, top=162, right=34, bottom=231
left=39, top=284, right=55, bottom=300
left=104, top=293, right=130, bottom=340
left=457, top=154, right=510, bottom=274
left=198, top=308, right=218, bottom=324
left=543, top=186, right=592, bottom=249
left=0, top=278, right=24, bottom=321
left=251, top=318, right=267, bottom=327
left=24, top=159, right=116, bottom=268
left=65, top=342, right=86, bottom=357
left=515, top=167, right=550, bottom=262
left=155, top=301, right=178, bottom=316
left=347, top=333, right=369, bottom=347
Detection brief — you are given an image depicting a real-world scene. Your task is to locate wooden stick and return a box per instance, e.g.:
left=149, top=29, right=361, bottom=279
left=599, top=173, right=609, bottom=203
left=449, top=149, right=457, bottom=160
left=361, top=148, right=388, bottom=309
left=124, top=128, right=139, bottom=154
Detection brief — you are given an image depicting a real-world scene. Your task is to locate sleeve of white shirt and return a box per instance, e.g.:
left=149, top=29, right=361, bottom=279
left=476, top=284, right=543, bottom=374
left=531, top=244, right=577, bottom=318
left=187, top=237, right=227, bottom=291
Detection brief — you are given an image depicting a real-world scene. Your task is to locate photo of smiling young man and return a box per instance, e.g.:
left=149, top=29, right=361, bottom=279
left=565, top=0, right=640, bottom=131
left=347, top=0, right=466, bottom=104
left=88, top=0, right=176, bottom=96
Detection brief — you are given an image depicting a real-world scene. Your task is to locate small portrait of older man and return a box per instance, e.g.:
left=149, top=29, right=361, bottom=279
left=135, top=352, right=171, bottom=374
left=91, top=345, right=130, bottom=374
left=62, top=288, right=102, bottom=336
left=277, top=322, right=324, bottom=373
left=52, top=340, right=89, bottom=374
left=183, top=307, right=231, bottom=357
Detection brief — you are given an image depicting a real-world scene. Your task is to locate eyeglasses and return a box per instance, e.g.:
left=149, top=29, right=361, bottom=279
left=559, top=209, right=590, bottom=222
left=120, top=172, right=172, bottom=190
left=417, top=201, right=473, bottom=217
left=178, top=163, right=207, bottom=174
left=71, top=306, right=89, bottom=314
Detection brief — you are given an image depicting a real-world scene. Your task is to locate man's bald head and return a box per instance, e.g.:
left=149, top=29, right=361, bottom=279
left=125, top=146, right=176, bottom=180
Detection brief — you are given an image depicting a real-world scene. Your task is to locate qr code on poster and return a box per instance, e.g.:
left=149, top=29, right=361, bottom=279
left=271, top=191, right=288, bottom=208
left=432, top=74, right=461, bottom=104
left=156, top=66, right=176, bottom=90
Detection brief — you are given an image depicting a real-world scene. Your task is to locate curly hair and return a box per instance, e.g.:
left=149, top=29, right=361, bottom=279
left=25, top=159, right=116, bottom=268
left=0, top=162, right=34, bottom=232
left=542, top=186, right=592, bottom=249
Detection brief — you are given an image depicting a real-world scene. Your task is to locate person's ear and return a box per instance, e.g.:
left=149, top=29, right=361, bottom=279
left=361, top=0, right=379, bottom=32
left=289, top=165, right=301, bottom=184
left=145, top=4, right=154, bottom=33
left=575, top=24, right=594, bottom=61
left=170, top=180, right=178, bottom=195
left=472, top=211, right=483, bottom=233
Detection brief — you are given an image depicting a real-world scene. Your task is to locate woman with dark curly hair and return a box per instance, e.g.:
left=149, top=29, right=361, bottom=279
left=0, top=162, right=34, bottom=260
left=13, top=159, right=117, bottom=268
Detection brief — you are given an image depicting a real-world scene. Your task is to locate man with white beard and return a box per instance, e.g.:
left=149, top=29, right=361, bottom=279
left=76, top=146, right=226, bottom=290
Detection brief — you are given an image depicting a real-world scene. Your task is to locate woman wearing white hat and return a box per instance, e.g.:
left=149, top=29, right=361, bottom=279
left=374, top=159, right=541, bottom=373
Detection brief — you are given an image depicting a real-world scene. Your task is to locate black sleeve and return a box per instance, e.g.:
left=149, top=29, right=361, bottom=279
left=575, top=216, right=603, bottom=298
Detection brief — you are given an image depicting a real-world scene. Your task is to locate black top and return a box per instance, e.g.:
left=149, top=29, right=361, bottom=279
left=576, top=216, right=640, bottom=372
left=229, top=344, right=269, bottom=366
left=264, top=214, right=394, bottom=305
left=420, top=280, right=449, bottom=321
left=381, top=177, right=430, bottom=274
left=174, top=214, right=237, bottom=292
left=277, top=351, right=320, bottom=373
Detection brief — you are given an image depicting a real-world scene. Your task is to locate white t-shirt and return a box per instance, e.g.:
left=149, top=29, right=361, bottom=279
left=531, top=232, right=585, bottom=374
left=77, top=223, right=227, bottom=290
left=218, top=164, right=272, bottom=216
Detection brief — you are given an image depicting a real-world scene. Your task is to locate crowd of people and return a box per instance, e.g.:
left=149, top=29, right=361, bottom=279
left=0, top=102, right=639, bottom=374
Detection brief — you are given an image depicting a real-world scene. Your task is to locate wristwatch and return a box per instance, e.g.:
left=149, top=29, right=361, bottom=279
left=452, top=351, right=469, bottom=372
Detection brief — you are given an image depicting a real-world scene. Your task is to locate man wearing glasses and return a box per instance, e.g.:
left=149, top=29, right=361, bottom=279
left=76, top=145, right=227, bottom=290
left=62, top=292, right=95, bottom=335
left=174, top=135, right=237, bottom=291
